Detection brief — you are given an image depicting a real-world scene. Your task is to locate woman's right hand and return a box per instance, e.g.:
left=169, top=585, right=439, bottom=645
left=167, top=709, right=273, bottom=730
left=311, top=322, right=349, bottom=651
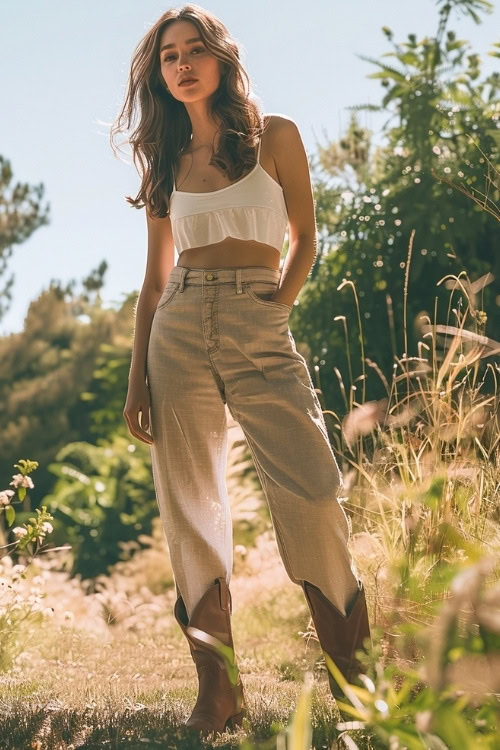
left=123, top=376, right=154, bottom=445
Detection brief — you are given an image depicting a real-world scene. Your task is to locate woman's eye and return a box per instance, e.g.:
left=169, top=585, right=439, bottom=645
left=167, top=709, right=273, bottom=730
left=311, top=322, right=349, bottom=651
left=163, top=47, right=204, bottom=62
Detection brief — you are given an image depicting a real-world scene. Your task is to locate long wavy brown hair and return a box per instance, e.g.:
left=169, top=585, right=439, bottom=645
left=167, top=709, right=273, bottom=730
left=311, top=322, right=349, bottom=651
left=110, top=3, right=266, bottom=219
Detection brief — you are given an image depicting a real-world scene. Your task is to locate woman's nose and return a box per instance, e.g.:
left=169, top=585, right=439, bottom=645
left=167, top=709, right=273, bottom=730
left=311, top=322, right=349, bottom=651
left=177, top=55, right=192, bottom=70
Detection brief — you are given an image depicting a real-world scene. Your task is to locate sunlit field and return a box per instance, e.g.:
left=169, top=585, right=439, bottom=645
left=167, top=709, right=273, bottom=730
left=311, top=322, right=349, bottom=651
left=1, top=1, right=499, bottom=748
left=2, top=257, right=499, bottom=748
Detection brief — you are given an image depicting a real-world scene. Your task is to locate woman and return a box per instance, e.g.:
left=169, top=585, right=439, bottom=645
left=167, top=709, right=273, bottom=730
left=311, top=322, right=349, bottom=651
left=112, top=3, right=371, bottom=736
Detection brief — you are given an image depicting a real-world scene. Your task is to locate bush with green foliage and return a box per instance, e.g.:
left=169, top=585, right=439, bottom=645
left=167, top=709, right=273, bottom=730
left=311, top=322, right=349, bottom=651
left=293, top=0, right=499, bottom=421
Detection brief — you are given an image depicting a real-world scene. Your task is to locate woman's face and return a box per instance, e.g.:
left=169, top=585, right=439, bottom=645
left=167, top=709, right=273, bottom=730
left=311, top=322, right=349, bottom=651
left=159, top=20, right=222, bottom=102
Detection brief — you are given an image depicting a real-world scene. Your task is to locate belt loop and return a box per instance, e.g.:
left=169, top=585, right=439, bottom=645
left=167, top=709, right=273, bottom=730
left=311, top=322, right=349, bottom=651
left=178, top=267, right=187, bottom=292
left=235, top=268, right=242, bottom=295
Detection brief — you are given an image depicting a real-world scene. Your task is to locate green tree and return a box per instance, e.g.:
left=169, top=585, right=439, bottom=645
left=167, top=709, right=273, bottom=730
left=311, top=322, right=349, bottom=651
left=0, top=265, right=114, bottom=501
left=76, top=290, right=141, bottom=442
left=42, top=434, right=157, bottom=583
left=0, top=156, right=50, bottom=321
left=294, top=0, right=499, bottom=421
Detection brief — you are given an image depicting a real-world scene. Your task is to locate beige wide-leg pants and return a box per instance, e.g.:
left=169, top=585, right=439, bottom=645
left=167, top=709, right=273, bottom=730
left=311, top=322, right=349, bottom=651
left=146, top=265, right=361, bottom=619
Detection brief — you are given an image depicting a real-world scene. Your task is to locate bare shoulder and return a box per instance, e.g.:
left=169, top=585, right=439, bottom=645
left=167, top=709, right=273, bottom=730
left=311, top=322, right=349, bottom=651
left=263, top=113, right=300, bottom=139
left=262, top=114, right=303, bottom=160
left=261, top=114, right=314, bottom=242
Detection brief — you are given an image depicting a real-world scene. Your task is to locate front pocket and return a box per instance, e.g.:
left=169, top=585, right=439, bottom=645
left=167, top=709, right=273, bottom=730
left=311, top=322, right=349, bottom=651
left=156, top=281, right=180, bottom=311
left=245, top=282, right=292, bottom=312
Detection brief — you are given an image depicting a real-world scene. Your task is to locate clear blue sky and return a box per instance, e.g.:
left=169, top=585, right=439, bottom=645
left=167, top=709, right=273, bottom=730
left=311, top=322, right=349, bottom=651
left=1, top=0, right=498, bottom=336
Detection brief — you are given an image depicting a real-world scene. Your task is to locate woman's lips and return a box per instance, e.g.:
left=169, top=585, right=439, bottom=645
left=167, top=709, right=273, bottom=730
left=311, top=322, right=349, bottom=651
left=179, top=79, right=198, bottom=87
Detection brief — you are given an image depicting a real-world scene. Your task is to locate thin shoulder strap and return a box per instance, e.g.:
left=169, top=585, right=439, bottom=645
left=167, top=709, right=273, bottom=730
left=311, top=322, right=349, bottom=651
left=257, top=134, right=262, bottom=164
left=257, top=114, right=270, bottom=165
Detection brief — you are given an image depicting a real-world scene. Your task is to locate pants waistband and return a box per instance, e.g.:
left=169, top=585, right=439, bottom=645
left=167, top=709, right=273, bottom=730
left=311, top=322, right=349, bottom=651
left=169, top=265, right=281, bottom=293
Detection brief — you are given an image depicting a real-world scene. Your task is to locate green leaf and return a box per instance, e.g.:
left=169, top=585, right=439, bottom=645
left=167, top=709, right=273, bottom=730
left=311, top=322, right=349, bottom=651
left=433, top=704, right=480, bottom=749
left=186, top=626, right=240, bottom=687
left=424, top=734, right=452, bottom=750
left=390, top=727, right=434, bottom=750
left=6, top=505, right=16, bottom=527
left=288, top=672, right=313, bottom=750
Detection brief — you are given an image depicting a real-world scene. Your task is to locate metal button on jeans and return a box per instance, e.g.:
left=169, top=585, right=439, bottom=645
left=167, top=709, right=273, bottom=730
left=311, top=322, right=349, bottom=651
left=205, top=273, right=214, bottom=281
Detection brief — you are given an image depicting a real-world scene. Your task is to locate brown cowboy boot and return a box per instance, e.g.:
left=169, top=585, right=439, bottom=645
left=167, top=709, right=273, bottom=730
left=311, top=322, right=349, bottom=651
left=173, top=577, right=247, bottom=734
left=302, top=581, right=372, bottom=701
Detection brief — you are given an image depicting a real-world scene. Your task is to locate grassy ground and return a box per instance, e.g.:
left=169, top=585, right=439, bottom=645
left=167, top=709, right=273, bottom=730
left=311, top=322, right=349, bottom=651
left=0, top=576, right=380, bottom=749
left=4, top=330, right=497, bottom=748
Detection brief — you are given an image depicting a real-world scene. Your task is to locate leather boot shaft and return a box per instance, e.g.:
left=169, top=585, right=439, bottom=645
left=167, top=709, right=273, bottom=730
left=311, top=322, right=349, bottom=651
left=173, top=577, right=247, bottom=734
left=302, top=581, right=372, bottom=700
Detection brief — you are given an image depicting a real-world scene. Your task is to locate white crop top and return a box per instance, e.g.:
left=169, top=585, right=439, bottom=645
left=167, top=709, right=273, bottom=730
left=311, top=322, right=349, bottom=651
left=169, top=136, right=288, bottom=257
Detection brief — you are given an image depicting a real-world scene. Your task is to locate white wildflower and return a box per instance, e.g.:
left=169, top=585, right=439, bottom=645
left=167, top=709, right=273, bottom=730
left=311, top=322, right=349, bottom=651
left=40, top=522, right=53, bottom=534
left=9, top=474, right=34, bottom=490
left=0, top=489, right=15, bottom=506
left=12, top=527, right=28, bottom=538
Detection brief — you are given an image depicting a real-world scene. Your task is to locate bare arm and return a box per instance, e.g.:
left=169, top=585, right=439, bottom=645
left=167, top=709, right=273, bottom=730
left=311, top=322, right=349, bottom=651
left=124, top=208, right=175, bottom=445
left=129, top=209, right=176, bottom=382
left=266, top=115, right=317, bottom=307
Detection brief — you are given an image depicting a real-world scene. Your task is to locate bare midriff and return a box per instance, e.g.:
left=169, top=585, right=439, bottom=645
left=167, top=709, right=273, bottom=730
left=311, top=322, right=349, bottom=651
left=174, top=121, right=282, bottom=271
left=177, top=239, right=281, bottom=271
